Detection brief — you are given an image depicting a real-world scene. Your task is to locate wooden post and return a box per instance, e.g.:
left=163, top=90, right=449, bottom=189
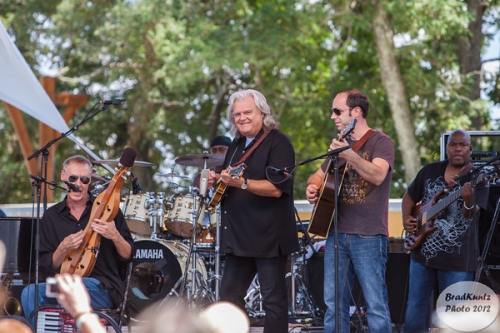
left=1, top=76, right=88, bottom=203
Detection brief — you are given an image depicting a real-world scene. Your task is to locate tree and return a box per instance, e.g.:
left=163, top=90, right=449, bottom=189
left=0, top=0, right=498, bottom=204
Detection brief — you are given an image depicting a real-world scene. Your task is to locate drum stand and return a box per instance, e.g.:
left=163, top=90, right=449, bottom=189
left=475, top=196, right=500, bottom=292
left=244, top=212, right=323, bottom=325
left=145, top=192, right=164, bottom=240
left=159, top=188, right=215, bottom=309
left=213, top=204, right=222, bottom=301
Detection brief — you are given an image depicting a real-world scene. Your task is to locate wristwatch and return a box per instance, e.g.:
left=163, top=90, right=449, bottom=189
left=240, top=178, right=248, bottom=190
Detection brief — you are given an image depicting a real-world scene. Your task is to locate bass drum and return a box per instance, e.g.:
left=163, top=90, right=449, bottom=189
left=128, top=239, right=207, bottom=318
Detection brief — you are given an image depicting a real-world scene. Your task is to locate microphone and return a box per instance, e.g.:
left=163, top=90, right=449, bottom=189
left=29, top=174, right=44, bottom=182
left=272, top=167, right=290, bottom=177
left=131, top=173, right=143, bottom=194
left=326, top=145, right=350, bottom=156
left=199, top=169, right=210, bottom=198
left=101, top=99, right=125, bottom=105
left=119, top=147, right=137, bottom=167
left=63, top=180, right=81, bottom=193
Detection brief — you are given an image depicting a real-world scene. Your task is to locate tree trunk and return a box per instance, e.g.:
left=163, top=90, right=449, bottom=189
left=454, top=0, right=486, bottom=130
left=372, top=1, right=421, bottom=184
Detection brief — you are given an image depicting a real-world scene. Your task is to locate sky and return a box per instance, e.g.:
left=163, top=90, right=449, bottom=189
left=483, top=30, right=500, bottom=124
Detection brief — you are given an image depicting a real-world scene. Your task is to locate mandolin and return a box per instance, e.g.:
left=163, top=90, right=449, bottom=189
left=60, top=147, right=137, bottom=277
left=208, top=163, right=246, bottom=209
left=307, top=119, right=356, bottom=237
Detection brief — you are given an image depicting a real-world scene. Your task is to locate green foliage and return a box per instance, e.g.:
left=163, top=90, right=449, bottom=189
left=0, top=0, right=498, bottom=205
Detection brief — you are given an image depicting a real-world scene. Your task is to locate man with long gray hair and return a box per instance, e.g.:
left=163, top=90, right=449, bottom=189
left=209, top=89, right=299, bottom=332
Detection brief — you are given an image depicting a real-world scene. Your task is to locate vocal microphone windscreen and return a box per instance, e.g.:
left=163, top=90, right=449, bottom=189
left=199, top=169, right=210, bottom=198
left=120, top=147, right=137, bottom=167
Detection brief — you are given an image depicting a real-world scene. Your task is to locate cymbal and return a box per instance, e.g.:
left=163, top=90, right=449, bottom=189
left=92, top=159, right=155, bottom=167
left=156, top=172, right=189, bottom=179
left=175, top=153, right=224, bottom=168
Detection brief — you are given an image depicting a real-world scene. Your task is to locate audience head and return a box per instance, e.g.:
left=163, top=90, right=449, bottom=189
left=199, top=301, right=249, bottom=333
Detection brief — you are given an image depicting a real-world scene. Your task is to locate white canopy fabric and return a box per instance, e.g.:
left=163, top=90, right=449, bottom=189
left=0, top=21, right=70, bottom=134
left=0, top=21, right=112, bottom=170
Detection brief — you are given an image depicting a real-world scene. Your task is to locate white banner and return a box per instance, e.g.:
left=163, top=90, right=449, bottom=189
left=0, top=21, right=112, bottom=171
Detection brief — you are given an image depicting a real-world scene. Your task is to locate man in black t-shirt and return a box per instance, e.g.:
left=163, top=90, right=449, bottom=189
left=402, top=129, right=489, bottom=333
left=21, top=155, right=134, bottom=325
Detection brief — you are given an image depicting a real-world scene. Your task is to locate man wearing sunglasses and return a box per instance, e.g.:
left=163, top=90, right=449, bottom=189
left=21, top=155, right=134, bottom=326
left=305, top=90, right=394, bottom=332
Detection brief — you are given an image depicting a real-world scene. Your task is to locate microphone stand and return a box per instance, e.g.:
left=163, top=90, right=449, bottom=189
left=25, top=102, right=112, bottom=320
left=270, top=146, right=350, bottom=176
left=330, top=152, right=341, bottom=333
left=267, top=145, right=349, bottom=333
left=27, top=174, right=68, bottom=321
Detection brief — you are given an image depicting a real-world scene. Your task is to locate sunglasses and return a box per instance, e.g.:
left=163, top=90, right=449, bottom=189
left=331, top=107, right=353, bottom=116
left=68, top=175, right=91, bottom=185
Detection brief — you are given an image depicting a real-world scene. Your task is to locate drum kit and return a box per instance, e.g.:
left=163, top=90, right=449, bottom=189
left=92, top=153, right=224, bottom=318
left=91, top=152, right=324, bottom=323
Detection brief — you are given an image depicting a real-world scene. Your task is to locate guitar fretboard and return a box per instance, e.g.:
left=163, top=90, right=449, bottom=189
left=417, top=188, right=461, bottom=228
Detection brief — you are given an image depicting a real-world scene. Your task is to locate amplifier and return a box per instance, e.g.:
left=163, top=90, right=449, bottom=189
left=440, top=130, right=500, bottom=162
left=0, top=217, right=37, bottom=275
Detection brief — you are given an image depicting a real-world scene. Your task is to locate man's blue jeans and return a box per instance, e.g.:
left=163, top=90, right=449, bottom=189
left=21, top=277, right=112, bottom=327
left=404, top=258, right=473, bottom=333
left=323, top=233, right=392, bottom=333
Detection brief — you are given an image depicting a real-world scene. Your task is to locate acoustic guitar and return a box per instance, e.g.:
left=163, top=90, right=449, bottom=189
left=208, top=163, right=246, bottom=209
left=307, top=119, right=357, bottom=237
left=404, top=165, right=499, bottom=253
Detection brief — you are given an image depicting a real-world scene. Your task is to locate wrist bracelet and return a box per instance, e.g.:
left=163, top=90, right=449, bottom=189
left=463, top=201, right=474, bottom=210
left=76, top=312, right=99, bottom=329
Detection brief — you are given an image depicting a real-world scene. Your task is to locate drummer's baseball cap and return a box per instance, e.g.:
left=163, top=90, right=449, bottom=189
left=210, top=136, right=231, bottom=148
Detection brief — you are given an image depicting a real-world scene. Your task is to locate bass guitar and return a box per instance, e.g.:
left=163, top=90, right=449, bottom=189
left=208, top=163, right=246, bottom=209
left=307, top=119, right=356, bottom=237
left=60, top=147, right=136, bottom=277
left=404, top=165, right=499, bottom=253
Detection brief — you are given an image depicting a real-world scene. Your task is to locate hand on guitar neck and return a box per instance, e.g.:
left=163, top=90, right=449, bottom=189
left=208, top=164, right=246, bottom=208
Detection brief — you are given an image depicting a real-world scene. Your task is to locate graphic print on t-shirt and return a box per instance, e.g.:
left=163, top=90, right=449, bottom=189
left=339, top=151, right=371, bottom=205
left=418, top=176, right=471, bottom=262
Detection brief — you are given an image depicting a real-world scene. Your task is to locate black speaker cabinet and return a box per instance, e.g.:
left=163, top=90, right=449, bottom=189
left=440, top=130, right=500, bottom=163
left=307, top=250, right=410, bottom=324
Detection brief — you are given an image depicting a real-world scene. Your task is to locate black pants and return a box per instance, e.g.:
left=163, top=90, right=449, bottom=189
left=219, top=254, right=289, bottom=333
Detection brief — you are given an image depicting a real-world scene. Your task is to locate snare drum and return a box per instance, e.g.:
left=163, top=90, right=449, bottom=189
left=123, top=193, right=153, bottom=236
left=128, top=239, right=207, bottom=318
left=164, top=194, right=203, bottom=237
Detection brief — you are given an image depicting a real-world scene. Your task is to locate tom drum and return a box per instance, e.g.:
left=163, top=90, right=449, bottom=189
left=164, top=194, right=204, bottom=237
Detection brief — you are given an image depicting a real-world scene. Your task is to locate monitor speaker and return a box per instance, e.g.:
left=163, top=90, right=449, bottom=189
left=307, top=250, right=410, bottom=324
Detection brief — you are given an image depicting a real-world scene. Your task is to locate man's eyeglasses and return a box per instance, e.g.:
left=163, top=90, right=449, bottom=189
left=68, top=175, right=91, bottom=185
left=331, top=107, right=353, bottom=116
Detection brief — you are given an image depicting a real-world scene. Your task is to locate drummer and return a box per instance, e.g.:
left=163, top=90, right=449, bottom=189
left=193, top=135, right=231, bottom=193
left=193, top=135, right=231, bottom=228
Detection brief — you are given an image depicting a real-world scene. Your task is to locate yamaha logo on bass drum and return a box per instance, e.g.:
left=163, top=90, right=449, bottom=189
left=134, top=247, right=165, bottom=259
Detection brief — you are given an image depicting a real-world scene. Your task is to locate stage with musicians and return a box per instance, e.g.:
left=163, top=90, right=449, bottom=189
left=1, top=141, right=499, bottom=332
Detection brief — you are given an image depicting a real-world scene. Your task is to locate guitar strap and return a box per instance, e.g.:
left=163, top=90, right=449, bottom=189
left=233, top=130, right=270, bottom=166
left=447, top=162, right=474, bottom=188
left=350, top=128, right=375, bottom=153
left=325, top=128, right=374, bottom=173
